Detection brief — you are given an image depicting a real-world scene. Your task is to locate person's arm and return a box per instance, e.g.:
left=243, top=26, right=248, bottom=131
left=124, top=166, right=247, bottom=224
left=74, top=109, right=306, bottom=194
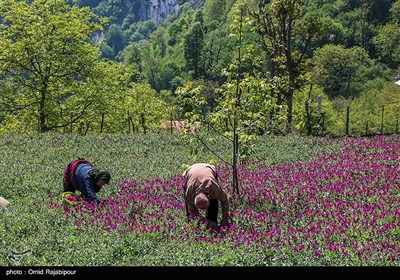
left=219, top=191, right=230, bottom=226
left=188, top=203, right=214, bottom=229
left=187, top=202, right=200, bottom=218
left=83, top=177, right=100, bottom=203
left=63, top=182, right=73, bottom=192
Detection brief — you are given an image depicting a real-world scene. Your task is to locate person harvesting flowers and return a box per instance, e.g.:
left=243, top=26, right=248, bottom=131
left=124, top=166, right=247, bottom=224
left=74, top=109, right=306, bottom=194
left=63, top=157, right=111, bottom=204
left=183, top=163, right=230, bottom=231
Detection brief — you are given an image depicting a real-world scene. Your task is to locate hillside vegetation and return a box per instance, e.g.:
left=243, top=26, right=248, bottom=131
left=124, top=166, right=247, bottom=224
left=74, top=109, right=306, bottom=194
left=1, top=0, right=400, bottom=137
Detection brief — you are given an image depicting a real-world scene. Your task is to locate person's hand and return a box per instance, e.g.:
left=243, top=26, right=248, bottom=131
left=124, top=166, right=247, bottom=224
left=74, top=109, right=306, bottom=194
left=220, top=217, right=231, bottom=229
left=195, top=216, right=207, bottom=228
left=206, top=220, right=218, bottom=231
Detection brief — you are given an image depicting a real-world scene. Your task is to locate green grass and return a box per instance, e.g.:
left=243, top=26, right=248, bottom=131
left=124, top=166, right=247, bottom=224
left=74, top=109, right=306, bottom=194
left=0, top=132, right=339, bottom=266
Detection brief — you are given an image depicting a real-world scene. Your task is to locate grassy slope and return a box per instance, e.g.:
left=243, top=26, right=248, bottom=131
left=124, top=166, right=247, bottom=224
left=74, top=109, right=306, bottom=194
left=0, top=132, right=339, bottom=266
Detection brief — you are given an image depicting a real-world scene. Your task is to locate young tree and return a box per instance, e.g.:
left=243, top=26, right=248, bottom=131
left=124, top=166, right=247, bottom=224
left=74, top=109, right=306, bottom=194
left=177, top=2, right=284, bottom=195
left=0, top=0, right=108, bottom=132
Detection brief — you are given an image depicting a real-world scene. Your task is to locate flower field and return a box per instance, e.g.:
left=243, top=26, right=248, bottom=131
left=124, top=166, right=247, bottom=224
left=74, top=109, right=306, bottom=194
left=1, top=133, right=399, bottom=266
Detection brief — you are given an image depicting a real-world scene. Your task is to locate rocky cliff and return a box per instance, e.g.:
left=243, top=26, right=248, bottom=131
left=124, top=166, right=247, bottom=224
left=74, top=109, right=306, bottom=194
left=124, top=0, right=180, bottom=22
left=141, top=0, right=179, bottom=22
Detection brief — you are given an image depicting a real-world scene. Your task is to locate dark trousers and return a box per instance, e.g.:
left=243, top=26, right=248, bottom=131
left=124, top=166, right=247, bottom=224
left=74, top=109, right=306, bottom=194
left=206, top=199, right=218, bottom=223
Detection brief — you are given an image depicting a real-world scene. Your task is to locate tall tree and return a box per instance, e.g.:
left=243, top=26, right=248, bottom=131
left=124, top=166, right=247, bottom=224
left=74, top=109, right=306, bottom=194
left=249, top=0, right=320, bottom=132
left=204, top=0, right=226, bottom=23
left=312, top=44, right=388, bottom=99
left=0, top=0, right=107, bottom=132
left=373, top=0, right=400, bottom=69
left=106, top=23, right=125, bottom=59
left=184, top=21, right=204, bottom=78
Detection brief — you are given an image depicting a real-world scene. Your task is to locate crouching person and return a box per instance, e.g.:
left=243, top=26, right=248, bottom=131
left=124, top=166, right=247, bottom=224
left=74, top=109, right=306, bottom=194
left=63, top=158, right=111, bottom=204
left=183, top=163, right=230, bottom=231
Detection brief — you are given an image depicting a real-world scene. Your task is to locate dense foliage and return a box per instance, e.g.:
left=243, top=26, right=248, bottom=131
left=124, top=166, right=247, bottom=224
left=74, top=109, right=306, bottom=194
left=1, top=0, right=399, bottom=137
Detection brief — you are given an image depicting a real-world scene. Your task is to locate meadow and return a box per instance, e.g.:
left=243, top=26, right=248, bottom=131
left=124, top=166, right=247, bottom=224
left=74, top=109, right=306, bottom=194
left=0, top=132, right=399, bottom=266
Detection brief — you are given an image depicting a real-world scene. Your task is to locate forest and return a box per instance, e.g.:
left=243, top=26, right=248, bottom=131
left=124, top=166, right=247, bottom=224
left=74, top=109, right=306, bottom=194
left=0, top=0, right=399, bottom=138
left=1, top=1, right=400, bottom=268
